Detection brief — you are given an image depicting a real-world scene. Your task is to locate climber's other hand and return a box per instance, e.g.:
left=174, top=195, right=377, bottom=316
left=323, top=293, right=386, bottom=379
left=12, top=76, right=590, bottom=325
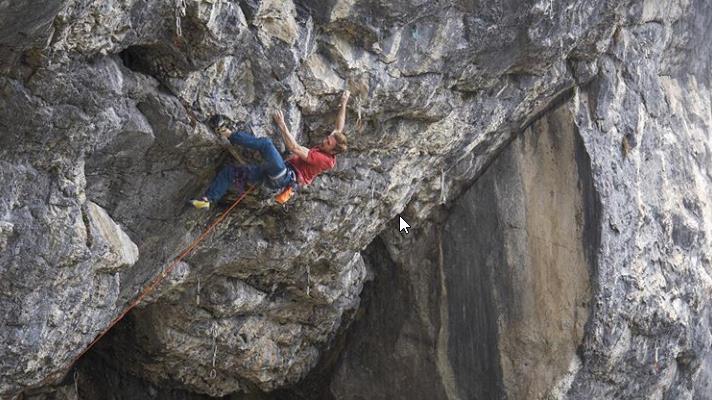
left=273, top=110, right=285, bottom=125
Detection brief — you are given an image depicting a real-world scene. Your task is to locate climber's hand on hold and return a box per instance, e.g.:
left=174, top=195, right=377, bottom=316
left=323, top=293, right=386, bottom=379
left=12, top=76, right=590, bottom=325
left=334, top=90, right=350, bottom=133
left=340, top=90, right=351, bottom=105
left=273, top=110, right=285, bottom=125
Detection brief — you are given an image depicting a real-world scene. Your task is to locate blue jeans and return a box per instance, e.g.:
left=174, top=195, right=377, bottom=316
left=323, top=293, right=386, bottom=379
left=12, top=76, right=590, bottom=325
left=204, top=131, right=293, bottom=203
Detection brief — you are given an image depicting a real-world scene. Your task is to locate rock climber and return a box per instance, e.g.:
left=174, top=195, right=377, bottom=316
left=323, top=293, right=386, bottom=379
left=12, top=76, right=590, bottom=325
left=190, top=90, right=351, bottom=208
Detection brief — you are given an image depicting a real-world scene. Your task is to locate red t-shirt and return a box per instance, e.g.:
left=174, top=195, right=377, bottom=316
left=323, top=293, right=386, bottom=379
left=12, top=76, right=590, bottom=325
left=287, top=148, right=336, bottom=185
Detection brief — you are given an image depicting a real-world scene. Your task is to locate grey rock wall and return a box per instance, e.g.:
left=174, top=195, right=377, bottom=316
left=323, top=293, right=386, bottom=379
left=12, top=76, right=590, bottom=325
left=567, top=2, right=712, bottom=398
left=0, top=0, right=711, bottom=398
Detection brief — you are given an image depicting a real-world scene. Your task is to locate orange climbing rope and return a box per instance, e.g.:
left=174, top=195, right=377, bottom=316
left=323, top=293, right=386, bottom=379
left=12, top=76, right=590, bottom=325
left=66, top=186, right=255, bottom=371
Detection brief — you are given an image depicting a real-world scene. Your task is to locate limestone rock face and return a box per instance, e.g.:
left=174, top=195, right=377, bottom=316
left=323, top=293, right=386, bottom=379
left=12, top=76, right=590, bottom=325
left=566, top=6, right=712, bottom=398
left=0, top=0, right=711, bottom=399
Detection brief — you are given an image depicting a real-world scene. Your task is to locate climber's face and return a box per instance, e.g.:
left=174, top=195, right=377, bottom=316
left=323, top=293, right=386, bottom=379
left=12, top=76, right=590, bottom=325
left=319, top=133, right=337, bottom=153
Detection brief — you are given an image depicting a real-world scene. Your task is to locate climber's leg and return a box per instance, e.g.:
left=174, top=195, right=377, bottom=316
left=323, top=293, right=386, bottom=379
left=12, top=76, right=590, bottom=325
left=205, top=164, right=240, bottom=203
left=191, top=164, right=263, bottom=209
left=228, top=131, right=286, bottom=178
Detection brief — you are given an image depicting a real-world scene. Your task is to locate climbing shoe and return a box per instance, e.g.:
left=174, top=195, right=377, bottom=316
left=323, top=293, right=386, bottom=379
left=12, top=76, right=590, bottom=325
left=190, top=198, right=211, bottom=209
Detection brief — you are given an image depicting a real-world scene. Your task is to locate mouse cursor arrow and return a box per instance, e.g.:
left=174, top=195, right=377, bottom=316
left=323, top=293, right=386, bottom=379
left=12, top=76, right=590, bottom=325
left=399, top=216, right=411, bottom=234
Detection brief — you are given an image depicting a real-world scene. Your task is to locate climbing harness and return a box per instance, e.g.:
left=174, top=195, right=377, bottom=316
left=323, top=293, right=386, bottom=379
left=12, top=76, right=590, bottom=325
left=275, top=185, right=295, bottom=205
left=268, top=167, right=288, bottom=182
left=64, top=186, right=255, bottom=374
left=265, top=165, right=298, bottom=205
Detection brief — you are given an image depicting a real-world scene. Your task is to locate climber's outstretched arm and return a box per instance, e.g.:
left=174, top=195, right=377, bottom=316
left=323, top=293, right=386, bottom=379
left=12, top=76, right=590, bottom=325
left=334, top=90, right=350, bottom=133
left=273, top=110, right=309, bottom=161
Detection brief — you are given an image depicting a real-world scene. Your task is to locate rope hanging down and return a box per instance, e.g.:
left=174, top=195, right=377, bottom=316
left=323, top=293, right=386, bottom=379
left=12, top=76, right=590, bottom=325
left=65, top=186, right=255, bottom=372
